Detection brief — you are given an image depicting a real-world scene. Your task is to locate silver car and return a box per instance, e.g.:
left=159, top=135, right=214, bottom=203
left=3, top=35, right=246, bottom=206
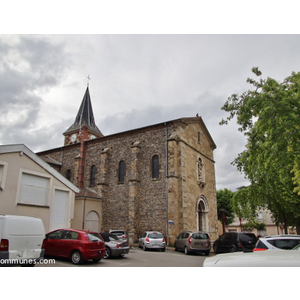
left=174, top=231, right=211, bottom=256
left=138, top=231, right=166, bottom=251
left=100, top=233, right=130, bottom=258
left=109, top=229, right=128, bottom=242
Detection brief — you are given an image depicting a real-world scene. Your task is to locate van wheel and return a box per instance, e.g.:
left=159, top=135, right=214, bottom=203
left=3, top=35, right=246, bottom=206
left=71, top=250, right=83, bottom=264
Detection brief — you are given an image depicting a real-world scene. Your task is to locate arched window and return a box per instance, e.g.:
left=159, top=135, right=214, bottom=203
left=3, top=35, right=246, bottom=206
left=118, top=160, right=126, bottom=183
left=90, top=165, right=96, bottom=186
left=66, top=169, right=71, bottom=181
left=152, top=155, right=159, bottom=179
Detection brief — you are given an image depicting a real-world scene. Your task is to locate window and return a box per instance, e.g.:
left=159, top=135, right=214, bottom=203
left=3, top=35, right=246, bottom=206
left=66, top=169, right=71, bottom=181
left=118, top=160, right=126, bottom=182
left=47, top=230, right=65, bottom=239
left=0, top=164, right=3, bottom=190
left=198, top=132, right=201, bottom=144
left=0, top=161, right=8, bottom=190
left=63, top=231, right=79, bottom=240
left=20, top=173, right=49, bottom=206
left=152, top=155, right=159, bottom=179
left=90, top=165, right=96, bottom=186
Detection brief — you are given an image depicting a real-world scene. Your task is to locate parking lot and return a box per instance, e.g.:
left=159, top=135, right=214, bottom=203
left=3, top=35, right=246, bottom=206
left=35, top=246, right=212, bottom=267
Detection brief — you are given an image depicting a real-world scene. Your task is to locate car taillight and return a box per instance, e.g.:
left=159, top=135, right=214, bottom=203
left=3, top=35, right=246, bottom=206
left=253, top=248, right=267, bottom=251
left=188, top=237, right=192, bottom=244
left=162, top=238, right=165, bottom=243
left=0, top=239, right=9, bottom=251
left=146, top=238, right=150, bottom=242
left=116, top=244, right=120, bottom=248
left=122, top=234, right=127, bottom=238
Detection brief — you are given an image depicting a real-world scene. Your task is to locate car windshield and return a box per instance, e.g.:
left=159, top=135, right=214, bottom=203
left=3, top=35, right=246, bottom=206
left=87, top=233, right=103, bottom=242
left=148, top=233, right=163, bottom=239
left=192, top=233, right=209, bottom=239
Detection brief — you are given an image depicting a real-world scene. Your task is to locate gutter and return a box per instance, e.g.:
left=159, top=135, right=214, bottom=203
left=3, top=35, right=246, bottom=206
left=165, top=123, right=169, bottom=244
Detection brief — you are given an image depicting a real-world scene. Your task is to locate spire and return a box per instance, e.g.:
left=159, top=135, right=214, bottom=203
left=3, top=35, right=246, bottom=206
left=64, top=86, right=103, bottom=138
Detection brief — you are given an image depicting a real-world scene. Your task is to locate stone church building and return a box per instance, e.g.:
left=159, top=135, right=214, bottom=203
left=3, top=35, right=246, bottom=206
left=37, top=87, right=218, bottom=244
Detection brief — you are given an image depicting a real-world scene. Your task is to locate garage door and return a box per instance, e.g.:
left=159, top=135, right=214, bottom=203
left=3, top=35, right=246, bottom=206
left=50, top=190, right=68, bottom=230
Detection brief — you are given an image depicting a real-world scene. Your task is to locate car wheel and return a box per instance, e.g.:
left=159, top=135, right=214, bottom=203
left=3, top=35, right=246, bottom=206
left=204, top=251, right=210, bottom=256
left=161, top=247, right=166, bottom=252
left=230, top=246, right=236, bottom=252
left=104, top=247, right=111, bottom=259
left=184, top=246, right=190, bottom=255
left=174, top=243, right=178, bottom=251
left=143, top=244, right=147, bottom=251
left=71, top=250, right=83, bottom=264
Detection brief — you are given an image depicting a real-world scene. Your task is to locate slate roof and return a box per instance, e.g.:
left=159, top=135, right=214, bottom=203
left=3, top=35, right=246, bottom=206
left=63, top=86, right=103, bottom=137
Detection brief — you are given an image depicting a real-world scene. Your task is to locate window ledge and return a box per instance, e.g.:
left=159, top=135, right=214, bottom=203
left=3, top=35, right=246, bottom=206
left=17, top=202, right=49, bottom=208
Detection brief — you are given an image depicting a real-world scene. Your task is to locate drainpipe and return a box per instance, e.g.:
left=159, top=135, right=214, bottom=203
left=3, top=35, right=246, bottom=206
left=165, top=123, right=169, bottom=244
left=82, top=196, right=86, bottom=229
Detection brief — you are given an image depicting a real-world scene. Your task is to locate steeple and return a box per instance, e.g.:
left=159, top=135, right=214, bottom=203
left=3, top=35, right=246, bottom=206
left=63, top=86, right=103, bottom=145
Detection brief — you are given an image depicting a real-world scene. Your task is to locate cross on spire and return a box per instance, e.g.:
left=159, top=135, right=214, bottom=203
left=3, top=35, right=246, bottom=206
left=86, top=75, right=91, bottom=87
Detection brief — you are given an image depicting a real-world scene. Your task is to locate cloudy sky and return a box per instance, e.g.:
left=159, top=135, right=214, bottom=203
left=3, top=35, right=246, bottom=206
left=1, top=1, right=300, bottom=193
left=1, top=34, right=300, bottom=191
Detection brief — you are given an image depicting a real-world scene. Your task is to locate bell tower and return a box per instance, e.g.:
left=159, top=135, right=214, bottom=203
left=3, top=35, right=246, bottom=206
left=63, top=86, right=103, bottom=146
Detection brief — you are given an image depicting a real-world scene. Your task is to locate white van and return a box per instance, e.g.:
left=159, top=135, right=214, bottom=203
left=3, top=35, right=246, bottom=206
left=0, top=215, right=45, bottom=266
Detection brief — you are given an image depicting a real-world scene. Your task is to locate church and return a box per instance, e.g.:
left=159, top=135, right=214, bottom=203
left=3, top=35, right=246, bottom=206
left=37, top=86, right=219, bottom=244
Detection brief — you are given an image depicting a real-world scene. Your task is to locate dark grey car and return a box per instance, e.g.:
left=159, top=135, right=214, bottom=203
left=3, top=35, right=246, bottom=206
left=213, top=232, right=257, bottom=254
left=174, top=231, right=211, bottom=256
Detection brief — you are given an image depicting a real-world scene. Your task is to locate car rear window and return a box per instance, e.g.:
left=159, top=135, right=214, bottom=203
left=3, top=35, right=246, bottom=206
left=87, top=233, right=103, bottom=242
left=148, top=233, right=163, bottom=239
left=111, top=231, right=125, bottom=235
left=192, top=233, right=209, bottom=239
left=267, top=239, right=300, bottom=250
left=240, top=233, right=256, bottom=242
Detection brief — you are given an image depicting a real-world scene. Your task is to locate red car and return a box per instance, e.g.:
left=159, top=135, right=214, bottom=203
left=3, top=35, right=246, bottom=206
left=42, top=229, right=105, bottom=264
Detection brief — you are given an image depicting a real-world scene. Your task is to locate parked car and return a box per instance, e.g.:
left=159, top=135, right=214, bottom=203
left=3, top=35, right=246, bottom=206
left=138, top=231, right=166, bottom=251
left=100, top=232, right=130, bottom=258
left=253, top=235, right=300, bottom=251
left=0, top=215, right=45, bottom=267
left=203, top=249, right=300, bottom=267
left=174, top=231, right=211, bottom=255
left=42, top=229, right=105, bottom=264
left=109, top=229, right=128, bottom=242
left=213, top=232, right=257, bottom=253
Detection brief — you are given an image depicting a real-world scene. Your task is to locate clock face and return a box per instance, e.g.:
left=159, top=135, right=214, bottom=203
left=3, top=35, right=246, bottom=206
left=71, top=134, right=77, bottom=142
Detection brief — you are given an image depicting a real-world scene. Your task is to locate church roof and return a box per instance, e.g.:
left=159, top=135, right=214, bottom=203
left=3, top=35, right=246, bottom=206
left=63, top=86, right=103, bottom=137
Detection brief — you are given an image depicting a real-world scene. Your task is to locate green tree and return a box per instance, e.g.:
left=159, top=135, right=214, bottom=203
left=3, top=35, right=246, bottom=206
left=216, top=188, right=235, bottom=225
left=220, top=67, right=300, bottom=234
